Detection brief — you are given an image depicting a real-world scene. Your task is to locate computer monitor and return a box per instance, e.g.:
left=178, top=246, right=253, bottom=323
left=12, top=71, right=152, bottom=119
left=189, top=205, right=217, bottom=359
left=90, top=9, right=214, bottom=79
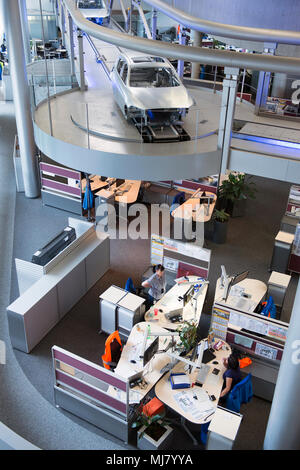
left=183, top=285, right=194, bottom=306
left=143, top=336, right=159, bottom=367
left=115, top=179, right=125, bottom=188
left=231, top=270, right=249, bottom=287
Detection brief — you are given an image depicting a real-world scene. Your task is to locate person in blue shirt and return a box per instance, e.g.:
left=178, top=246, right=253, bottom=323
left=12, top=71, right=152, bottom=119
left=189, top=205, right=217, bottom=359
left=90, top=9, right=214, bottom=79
left=219, top=354, right=241, bottom=405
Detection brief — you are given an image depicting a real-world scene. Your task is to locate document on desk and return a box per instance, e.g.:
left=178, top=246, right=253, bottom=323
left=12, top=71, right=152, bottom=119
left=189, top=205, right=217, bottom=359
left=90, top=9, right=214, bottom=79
left=174, top=390, right=215, bottom=421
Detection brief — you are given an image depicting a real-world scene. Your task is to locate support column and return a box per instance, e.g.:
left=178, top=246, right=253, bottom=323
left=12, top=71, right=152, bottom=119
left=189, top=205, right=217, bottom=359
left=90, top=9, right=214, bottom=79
left=264, top=278, right=300, bottom=449
left=255, top=43, right=276, bottom=114
left=151, top=8, right=157, bottom=40
left=18, top=0, right=31, bottom=64
left=67, top=13, right=75, bottom=78
left=60, top=0, right=66, bottom=47
left=271, top=73, right=288, bottom=99
left=177, top=26, right=187, bottom=78
left=77, top=29, right=85, bottom=91
left=218, top=67, right=239, bottom=176
left=1, top=0, right=39, bottom=198
left=191, top=30, right=203, bottom=79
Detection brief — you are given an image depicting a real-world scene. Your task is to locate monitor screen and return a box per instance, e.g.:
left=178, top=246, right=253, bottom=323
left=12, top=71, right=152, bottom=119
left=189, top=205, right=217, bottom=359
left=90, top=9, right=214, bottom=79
left=231, top=270, right=249, bottom=287
left=115, top=179, right=125, bottom=188
left=143, top=336, right=159, bottom=367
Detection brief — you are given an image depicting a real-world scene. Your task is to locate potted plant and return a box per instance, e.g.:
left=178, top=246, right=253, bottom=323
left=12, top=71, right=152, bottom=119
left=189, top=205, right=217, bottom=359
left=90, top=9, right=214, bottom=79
left=217, top=173, right=256, bottom=217
left=132, top=410, right=174, bottom=450
left=212, top=208, right=230, bottom=244
left=176, top=320, right=198, bottom=354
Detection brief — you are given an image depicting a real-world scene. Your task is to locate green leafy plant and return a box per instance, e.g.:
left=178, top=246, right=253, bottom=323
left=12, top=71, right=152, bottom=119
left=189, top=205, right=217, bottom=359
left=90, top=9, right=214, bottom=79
left=132, top=410, right=169, bottom=440
left=218, top=173, right=257, bottom=203
left=176, top=320, right=198, bottom=352
left=212, top=208, right=230, bottom=223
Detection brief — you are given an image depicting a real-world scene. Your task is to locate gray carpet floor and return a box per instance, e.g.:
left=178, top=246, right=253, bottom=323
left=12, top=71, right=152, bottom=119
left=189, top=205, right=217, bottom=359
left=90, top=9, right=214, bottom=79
left=8, top=169, right=297, bottom=450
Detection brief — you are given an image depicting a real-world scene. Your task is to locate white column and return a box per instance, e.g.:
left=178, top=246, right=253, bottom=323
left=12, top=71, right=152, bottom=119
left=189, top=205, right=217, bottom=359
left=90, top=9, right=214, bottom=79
left=271, top=73, right=288, bottom=98
left=77, top=29, right=85, bottom=91
left=218, top=67, right=239, bottom=175
left=1, top=0, right=39, bottom=198
left=191, top=30, right=203, bottom=79
left=255, top=43, right=276, bottom=114
left=264, top=278, right=300, bottom=449
left=18, top=0, right=31, bottom=64
left=67, top=13, right=75, bottom=77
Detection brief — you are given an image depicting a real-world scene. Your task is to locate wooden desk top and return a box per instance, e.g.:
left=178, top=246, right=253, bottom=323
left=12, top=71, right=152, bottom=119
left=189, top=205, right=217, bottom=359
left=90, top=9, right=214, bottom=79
left=214, top=277, right=267, bottom=312
left=144, top=276, right=208, bottom=330
left=155, top=339, right=231, bottom=424
left=95, top=180, right=141, bottom=204
left=81, top=175, right=108, bottom=193
left=171, top=190, right=217, bottom=223
left=113, top=322, right=176, bottom=401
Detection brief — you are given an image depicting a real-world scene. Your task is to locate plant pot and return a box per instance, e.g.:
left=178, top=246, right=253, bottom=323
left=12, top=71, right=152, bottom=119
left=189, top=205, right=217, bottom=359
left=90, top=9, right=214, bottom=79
left=227, top=198, right=247, bottom=218
left=212, top=220, right=228, bottom=244
left=137, top=420, right=174, bottom=450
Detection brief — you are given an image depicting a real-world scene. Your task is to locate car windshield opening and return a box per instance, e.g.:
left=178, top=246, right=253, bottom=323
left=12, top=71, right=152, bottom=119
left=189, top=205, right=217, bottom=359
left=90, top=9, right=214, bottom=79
left=129, top=67, right=180, bottom=88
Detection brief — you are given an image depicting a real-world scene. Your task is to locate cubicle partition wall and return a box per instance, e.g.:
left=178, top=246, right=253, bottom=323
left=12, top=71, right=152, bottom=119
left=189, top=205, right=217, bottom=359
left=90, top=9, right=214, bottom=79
left=160, top=179, right=218, bottom=194
left=211, top=302, right=289, bottom=401
left=7, top=218, right=110, bottom=353
left=40, top=162, right=83, bottom=215
left=52, top=346, right=132, bottom=443
left=151, top=234, right=211, bottom=281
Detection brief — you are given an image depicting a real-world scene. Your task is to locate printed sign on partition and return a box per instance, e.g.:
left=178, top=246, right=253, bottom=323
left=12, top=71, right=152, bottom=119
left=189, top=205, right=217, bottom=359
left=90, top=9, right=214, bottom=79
left=255, top=342, right=278, bottom=361
left=211, top=306, right=230, bottom=340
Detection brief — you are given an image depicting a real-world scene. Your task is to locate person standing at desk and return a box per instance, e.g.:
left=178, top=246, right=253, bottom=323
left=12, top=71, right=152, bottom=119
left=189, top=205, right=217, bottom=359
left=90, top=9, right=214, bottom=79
left=142, top=264, right=166, bottom=311
left=219, top=354, right=241, bottom=405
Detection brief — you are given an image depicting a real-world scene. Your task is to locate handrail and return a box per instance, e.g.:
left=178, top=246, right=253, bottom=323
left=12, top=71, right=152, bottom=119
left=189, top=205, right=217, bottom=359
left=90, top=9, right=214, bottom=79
left=144, top=0, right=300, bottom=46
left=63, top=0, right=300, bottom=74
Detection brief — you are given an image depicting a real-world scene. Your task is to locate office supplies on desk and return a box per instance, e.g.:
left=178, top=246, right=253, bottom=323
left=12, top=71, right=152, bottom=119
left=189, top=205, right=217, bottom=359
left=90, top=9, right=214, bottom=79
left=170, top=373, right=190, bottom=389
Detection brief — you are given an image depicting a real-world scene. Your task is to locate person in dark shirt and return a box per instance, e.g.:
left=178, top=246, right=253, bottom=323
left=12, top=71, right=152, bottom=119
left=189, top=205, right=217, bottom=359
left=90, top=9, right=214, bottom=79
left=219, top=354, right=241, bottom=405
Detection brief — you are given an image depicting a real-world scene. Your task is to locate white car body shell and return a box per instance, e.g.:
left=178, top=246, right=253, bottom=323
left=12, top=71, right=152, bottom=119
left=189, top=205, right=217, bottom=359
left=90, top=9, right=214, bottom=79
left=110, top=51, right=194, bottom=121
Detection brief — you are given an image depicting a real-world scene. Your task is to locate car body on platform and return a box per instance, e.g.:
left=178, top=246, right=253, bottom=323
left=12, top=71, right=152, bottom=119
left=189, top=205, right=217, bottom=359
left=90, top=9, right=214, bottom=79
left=110, top=51, right=194, bottom=126
left=77, top=0, right=109, bottom=25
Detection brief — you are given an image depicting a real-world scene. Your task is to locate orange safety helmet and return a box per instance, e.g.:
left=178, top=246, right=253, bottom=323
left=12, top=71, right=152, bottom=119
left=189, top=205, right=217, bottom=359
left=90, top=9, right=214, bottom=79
left=102, top=331, right=122, bottom=370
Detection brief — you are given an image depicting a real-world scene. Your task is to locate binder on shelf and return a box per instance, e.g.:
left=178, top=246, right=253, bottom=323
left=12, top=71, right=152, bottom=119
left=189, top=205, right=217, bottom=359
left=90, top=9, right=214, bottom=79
left=169, top=373, right=190, bottom=390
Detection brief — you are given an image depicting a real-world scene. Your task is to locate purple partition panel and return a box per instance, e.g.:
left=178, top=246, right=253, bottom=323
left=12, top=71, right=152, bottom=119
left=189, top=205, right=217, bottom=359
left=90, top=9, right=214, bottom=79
left=177, top=262, right=208, bottom=280
left=53, top=348, right=127, bottom=392
left=56, top=370, right=127, bottom=415
left=40, top=162, right=81, bottom=181
left=41, top=178, right=81, bottom=197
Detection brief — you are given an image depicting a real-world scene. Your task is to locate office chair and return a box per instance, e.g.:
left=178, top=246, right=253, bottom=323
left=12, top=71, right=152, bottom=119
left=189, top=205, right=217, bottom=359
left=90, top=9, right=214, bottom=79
left=125, top=277, right=146, bottom=298
left=101, top=331, right=122, bottom=371
left=226, top=373, right=253, bottom=413
left=170, top=192, right=186, bottom=215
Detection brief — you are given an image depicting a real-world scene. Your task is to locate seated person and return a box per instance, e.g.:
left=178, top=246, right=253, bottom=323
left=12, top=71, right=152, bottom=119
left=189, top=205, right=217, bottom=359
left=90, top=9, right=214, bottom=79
left=219, top=353, right=241, bottom=406
left=142, top=264, right=166, bottom=311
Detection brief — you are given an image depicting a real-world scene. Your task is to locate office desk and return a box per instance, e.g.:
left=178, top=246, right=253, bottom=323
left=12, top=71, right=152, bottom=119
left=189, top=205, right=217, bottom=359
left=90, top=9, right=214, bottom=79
left=113, top=322, right=176, bottom=400
left=171, top=190, right=217, bottom=223
left=214, top=278, right=267, bottom=313
left=95, top=180, right=141, bottom=204
left=81, top=175, right=109, bottom=193
left=155, top=339, right=231, bottom=444
left=144, top=276, right=209, bottom=330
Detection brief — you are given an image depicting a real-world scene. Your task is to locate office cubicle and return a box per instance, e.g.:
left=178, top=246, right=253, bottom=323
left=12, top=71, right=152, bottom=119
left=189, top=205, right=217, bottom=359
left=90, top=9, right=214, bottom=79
left=52, top=346, right=133, bottom=443
left=150, top=233, right=211, bottom=282
left=211, top=302, right=289, bottom=401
